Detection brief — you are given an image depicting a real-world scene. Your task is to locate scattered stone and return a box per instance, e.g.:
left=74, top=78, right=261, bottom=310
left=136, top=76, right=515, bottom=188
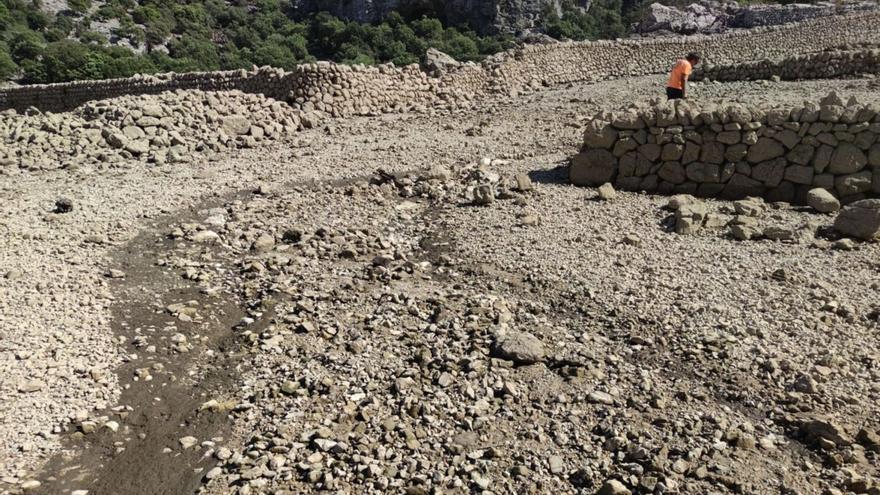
left=473, top=185, right=495, bottom=206
left=54, top=197, right=74, bottom=214
left=191, top=230, right=220, bottom=244
left=807, top=188, right=840, bottom=213
left=179, top=436, right=199, bottom=449
left=730, top=224, right=761, bottom=240
left=832, top=238, right=856, bottom=250
left=20, top=480, right=41, bottom=491
left=588, top=391, right=614, bottom=405
left=599, top=479, right=632, bottom=495
left=674, top=201, right=708, bottom=235
left=512, top=173, right=533, bottom=192
left=733, top=197, right=766, bottom=217
left=491, top=332, right=546, bottom=365
left=597, top=182, right=617, bottom=200
left=834, top=199, right=880, bottom=240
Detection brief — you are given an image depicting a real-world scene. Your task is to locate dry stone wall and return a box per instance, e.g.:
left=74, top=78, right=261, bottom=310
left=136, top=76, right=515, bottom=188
left=0, top=67, right=295, bottom=113
left=489, top=12, right=880, bottom=88
left=281, top=12, right=880, bottom=117
left=2, top=12, right=879, bottom=115
left=570, top=94, right=880, bottom=204
left=695, top=47, right=880, bottom=82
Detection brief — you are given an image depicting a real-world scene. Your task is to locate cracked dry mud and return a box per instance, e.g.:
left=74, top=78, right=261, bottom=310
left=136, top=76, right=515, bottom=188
left=1, top=75, right=879, bottom=495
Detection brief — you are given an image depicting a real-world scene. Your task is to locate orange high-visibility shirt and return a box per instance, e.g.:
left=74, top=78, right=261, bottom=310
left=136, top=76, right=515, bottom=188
left=667, top=59, right=693, bottom=90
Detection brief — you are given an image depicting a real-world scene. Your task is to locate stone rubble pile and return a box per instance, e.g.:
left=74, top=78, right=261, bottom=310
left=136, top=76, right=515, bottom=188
left=695, top=46, right=880, bottom=82
left=662, top=194, right=849, bottom=243
left=289, top=62, right=487, bottom=118
left=0, top=89, right=302, bottom=172
left=571, top=92, right=880, bottom=208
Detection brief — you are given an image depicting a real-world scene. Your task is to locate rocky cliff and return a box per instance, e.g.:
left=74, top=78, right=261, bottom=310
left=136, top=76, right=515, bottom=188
left=290, top=0, right=590, bottom=34
left=636, top=0, right=879, bottom=35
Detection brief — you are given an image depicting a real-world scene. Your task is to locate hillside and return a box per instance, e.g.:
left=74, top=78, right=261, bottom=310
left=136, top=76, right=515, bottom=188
left=0, top=0, right=861, bottom=85
left=0, top=0, right=631, bottom=85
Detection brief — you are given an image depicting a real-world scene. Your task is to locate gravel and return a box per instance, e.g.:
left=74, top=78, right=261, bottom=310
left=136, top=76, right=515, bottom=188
left=0, top=74, right=878, bottom=494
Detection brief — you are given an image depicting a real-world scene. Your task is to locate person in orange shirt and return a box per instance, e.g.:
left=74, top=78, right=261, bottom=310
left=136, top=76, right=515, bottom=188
left=666, top=53, right=701, bottom=100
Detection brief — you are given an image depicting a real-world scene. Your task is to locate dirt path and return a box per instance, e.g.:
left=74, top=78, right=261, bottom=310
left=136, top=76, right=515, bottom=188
left=33, top=194, right=249, bottom=495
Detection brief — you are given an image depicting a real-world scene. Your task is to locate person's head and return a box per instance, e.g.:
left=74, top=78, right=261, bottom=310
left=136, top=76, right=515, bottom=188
left=686, top=52, right=701, bottom=66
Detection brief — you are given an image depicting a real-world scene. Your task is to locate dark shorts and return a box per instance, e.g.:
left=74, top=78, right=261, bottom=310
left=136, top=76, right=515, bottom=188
left=666, top=87, right=684, bottom=100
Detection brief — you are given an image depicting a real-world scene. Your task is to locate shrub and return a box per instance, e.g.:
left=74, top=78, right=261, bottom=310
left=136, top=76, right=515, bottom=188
left=26, top=40, right=106, bottom=82
left=67, top=0, right=91, bottom=15
left=9, top=30, right=44, bottom=63
left=0, top=43, right=18, bottom=79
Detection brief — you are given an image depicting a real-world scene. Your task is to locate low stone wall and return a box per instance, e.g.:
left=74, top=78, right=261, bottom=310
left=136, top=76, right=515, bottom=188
left=284, top=12, right=880, bottom=117
left=0, top=67, right=295, bottom=113
left=490, top=12, right=880, bottom=88
left=570, top=94, right=880, bottom=204
left=731, top=2, right=875, bottom=29
left=695, top=48, right=880, bottom=82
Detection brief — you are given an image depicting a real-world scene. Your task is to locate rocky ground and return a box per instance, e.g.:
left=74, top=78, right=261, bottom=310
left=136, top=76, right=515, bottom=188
left=0, top=74, right=878, bottom=495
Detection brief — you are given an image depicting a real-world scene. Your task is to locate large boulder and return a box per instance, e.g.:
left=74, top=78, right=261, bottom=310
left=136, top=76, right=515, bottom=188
left=636, top=2, right=727, bottom=34
left=571, top=150, right=617, bottom=186
left=834, top=199, right=880, bottom=240
left=424, top=48, right=460, bottom=75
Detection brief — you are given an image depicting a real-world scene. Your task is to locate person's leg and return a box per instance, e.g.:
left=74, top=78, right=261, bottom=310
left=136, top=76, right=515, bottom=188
left=666, top=87, right=683, bottom=100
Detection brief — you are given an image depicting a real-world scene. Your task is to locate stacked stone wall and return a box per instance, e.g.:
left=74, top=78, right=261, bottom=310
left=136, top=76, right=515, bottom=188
left=281, top=12, right=880, bottom=116
left=570, top=96, right=880, bottom=204
left=731, top=3, right=876, bottom=28
left=0, top=67, right=295, bottom=113
left=2, top=12, right=879, bottom=115
left=694, top=48, right=880, bottom=82
left=489, top=12, right=880, bottom=88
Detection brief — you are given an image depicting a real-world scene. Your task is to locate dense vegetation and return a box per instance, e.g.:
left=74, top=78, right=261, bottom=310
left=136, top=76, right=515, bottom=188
left=1, top=0, right=653, bottom=84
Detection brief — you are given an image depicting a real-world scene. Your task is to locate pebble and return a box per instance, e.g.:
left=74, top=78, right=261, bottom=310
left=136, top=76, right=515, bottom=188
left=179, top=436, right=198, bottom=449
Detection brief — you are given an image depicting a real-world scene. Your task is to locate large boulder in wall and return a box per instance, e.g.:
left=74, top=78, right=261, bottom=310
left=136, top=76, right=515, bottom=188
left=424, top=48, right=460, bottom=75
left=571, top=149, right=618, bottom=186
